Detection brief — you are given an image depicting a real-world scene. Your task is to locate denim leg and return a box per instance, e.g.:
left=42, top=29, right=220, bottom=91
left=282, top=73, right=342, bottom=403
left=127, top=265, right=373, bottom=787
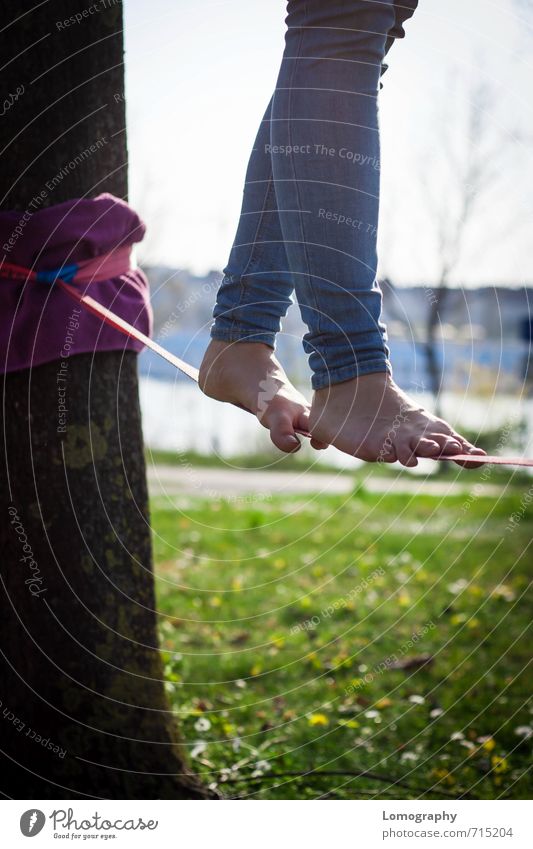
left=211, top=99, right=295, bottom=347
left=211, top=0, right=418, bottom=381
left=271, top=0, right=400, bottom=389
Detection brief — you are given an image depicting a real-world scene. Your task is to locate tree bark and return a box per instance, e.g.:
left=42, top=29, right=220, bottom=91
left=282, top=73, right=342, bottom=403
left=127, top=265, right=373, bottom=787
left=0, top=1, right=216, bottom=799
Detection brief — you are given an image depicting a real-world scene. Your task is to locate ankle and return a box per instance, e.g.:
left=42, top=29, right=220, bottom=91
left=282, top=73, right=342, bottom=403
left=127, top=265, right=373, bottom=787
left=199, top=338, right=280, bottom=403
left=204, top=338, right=274, bottom=363
left=313, top=370, right=392, bottom=401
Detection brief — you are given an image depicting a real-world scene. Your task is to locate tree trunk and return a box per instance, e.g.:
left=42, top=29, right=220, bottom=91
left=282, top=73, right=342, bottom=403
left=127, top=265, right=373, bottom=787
left=424, top=282, right=449, bottom=418
left=0, top=1, right=216, bottom=799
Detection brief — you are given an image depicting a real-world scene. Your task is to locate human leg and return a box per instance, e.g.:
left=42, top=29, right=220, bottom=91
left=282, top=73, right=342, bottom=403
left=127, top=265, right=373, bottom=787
left=202, top=99, right=316, bottom=452
left=203, top=1, right=484, bottom=464
left=269, top=0, right=484, bottom=464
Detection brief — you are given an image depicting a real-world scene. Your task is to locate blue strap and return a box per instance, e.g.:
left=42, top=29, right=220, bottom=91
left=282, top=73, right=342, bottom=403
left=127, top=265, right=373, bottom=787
left=36, top=263, right=79, bottom=285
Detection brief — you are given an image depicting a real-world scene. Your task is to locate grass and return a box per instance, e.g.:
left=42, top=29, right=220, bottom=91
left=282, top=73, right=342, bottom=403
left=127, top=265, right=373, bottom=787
left=146, top=446, right=347, bottom=474
left=152, top=483, right=533, bottom=799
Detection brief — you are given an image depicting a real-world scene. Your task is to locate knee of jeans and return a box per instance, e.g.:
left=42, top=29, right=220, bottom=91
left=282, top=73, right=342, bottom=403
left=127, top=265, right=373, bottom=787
left=285, top=0, right=397, bottom=63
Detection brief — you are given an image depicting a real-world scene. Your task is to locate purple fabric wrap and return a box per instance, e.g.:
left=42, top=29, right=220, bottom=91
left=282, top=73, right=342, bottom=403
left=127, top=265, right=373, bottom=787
left=0, top=193, right=152, bottom=374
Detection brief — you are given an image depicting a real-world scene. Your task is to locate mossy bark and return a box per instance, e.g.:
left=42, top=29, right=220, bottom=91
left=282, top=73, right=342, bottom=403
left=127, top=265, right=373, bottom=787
left=0, top=1, right=216, bottom=798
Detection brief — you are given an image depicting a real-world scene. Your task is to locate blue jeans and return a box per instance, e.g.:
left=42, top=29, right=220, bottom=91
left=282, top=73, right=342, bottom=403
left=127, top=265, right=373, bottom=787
left=211, top=0, right=418, bottom=390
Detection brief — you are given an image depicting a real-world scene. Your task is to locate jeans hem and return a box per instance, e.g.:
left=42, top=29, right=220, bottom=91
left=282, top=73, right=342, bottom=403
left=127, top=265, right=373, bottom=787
left=311, top=357, right=392, bottom=390
left=210, top=327, right=276, bottom=349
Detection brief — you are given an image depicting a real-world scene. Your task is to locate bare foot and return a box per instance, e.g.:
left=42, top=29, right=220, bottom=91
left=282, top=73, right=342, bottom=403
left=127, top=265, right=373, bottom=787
left=308, top=372, right=487, bottom=468
left=199, top=339, right=324, bottom=453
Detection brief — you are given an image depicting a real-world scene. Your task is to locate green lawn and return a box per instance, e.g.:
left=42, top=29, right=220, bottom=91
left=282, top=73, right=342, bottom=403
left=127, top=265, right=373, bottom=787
left=152, top=483, right=533, bottom=799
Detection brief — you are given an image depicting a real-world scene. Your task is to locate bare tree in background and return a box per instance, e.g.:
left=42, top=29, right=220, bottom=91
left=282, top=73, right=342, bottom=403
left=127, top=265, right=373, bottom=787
left=131, top=170, right=171, bottom=267
left=411, top=77, right=524, bottom=413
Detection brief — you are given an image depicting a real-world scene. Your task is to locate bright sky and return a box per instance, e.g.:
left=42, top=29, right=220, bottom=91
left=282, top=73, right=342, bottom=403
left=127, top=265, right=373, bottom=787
left=124, top=0, right=533, bottom=285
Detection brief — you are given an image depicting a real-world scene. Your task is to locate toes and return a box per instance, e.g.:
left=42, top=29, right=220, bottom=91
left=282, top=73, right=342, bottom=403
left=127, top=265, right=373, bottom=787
left=395, top=442, right=418, bottom=468
left=434, top=432, right=487, bottom=467
left=451, top=447, right=488, bottom=468
left=271, top=429, right=301, bottom=453
left=455, top=435, right=487, bottom=456
left=266, top=410, right=301, bottom=453
left=299, top=411, right=328, bottom=450
left=410, top=437, right=442, bottom=458
left=426, top=431, right=487, bottom=468
left=429, top=426, right=487, bottom=467
left=462, top=445, right=487, bottom=456
left=376, top=442, right=397, bottom=464
left=431, top=434, right=463, bottom=455
left=453, top=441, right=487, bottom=467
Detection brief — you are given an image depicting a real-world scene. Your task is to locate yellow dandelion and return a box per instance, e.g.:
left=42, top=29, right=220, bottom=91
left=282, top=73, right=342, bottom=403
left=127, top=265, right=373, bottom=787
left=339, top=719, right=360, bottom=729
left=431, top=768, right=456, bottom=786
left=308, top=713, right=329, bottom=727
left=491, top=755, right=509, bottom=774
